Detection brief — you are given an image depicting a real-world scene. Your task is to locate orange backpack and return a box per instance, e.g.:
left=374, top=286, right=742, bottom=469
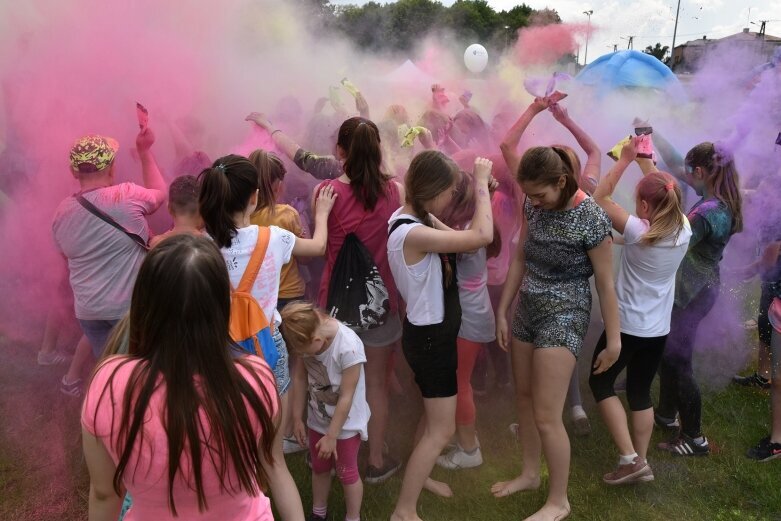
left=229, top=227, right=279, bottom=368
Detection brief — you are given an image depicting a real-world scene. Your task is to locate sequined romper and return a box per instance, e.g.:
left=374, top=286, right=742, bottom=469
left=512, top=195, right=612, bottom=357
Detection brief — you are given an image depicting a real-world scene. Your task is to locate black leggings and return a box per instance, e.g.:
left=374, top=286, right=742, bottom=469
left=657, top=284, right=720, bottom=438
left=589, top=331, right=666, bottom=411
left=758, top=282, right=773, bottom=347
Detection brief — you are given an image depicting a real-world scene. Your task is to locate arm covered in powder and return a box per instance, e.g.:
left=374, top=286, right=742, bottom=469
left=500, top=97, right=550, bottom=175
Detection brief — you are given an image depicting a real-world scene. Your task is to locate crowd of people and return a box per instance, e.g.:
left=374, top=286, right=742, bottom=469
left=31, top=82, right=779, bottom=521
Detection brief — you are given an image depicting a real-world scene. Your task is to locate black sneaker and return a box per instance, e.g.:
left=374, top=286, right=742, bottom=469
left=732, top=372, right=771, bottom=390
left=654, top=411, right=680, bottom=430
left=365, top=457, right=401, bottom=484
left=746, top=436, right=781, bottom=462
left=658, top=433, right=709, bottom=457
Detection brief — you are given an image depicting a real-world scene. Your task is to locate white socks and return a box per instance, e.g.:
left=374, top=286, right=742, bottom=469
left=619, top=453, right=638, bottom=465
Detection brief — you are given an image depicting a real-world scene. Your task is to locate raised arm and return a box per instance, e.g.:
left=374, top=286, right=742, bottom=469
left=354, top=91, right=370, bottom=119
left=245, top=112, right=301, bottom=162
left=404, top=158, right=494, bottom=254
left=652, top=130, right=687, bottom=185
left=549, top=103, right=601, bottom=190
left=593, top=137, right=637, bottom=234
left=136, top=128, right=168, bottom=195
left=500, top=97, right=549, bottom=175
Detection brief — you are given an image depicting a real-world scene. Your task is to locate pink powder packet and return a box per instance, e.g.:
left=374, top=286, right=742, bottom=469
left=136, top=102, right=149, bottom=130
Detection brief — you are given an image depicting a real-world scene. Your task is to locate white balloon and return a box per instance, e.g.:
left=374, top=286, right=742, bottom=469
left=464, top=44, right=488, bottom=73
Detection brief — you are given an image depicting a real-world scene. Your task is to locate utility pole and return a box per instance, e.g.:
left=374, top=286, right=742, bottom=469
left=621, top=36, right=634, bottom=49
left=671, top=0, right=681, bottom=71
left=583, top=10, right=594, bottom=65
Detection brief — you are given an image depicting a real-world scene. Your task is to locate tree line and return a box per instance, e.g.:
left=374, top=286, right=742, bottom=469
left=298, top=0, right=560, bottom=55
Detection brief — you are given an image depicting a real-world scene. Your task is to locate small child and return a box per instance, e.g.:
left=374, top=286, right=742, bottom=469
left=149, top=175, right=202, bottom=248
left=281, top=302, right=369, bottom=521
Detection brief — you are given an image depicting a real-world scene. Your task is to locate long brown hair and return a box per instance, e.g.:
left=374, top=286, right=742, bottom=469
left=636, top=172, right=686, bottom=245
left=439, top=171, right=502, bottom=258
left=404, top=150, right=460, bottom=222
left=404, top=150, right=460, bottom=286
left=90, top=235, right=276, bottom=515
left=339, top=117, right=390, bottom=211
left=517, top=146, right=579, bottom=210
left=198, top=155, right=259, bottom=248
left=685, top=141, right=743, bottom=234
left=248, top=149, right=286, bottom=216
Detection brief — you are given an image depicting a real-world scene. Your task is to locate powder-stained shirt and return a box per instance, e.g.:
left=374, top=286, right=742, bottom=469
left=82, top=355, right=277, bottom=521
left=675, top=198, right=735, bottom=308
left=293, top=148, right=342, bottom=180
left=52, top=183, right=165, bottom=320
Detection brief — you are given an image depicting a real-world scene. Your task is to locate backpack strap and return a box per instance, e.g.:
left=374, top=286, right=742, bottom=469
left=388, top=218, right=418, bottom=237
left=75, top=194, right=149, bottom=251
left=237, top=227, right=271, bottom=293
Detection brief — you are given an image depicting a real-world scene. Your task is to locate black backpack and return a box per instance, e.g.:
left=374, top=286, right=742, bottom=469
left=326, top=219, right=390, bottom=331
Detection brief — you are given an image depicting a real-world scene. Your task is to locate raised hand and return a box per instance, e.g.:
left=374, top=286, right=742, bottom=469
left=245, top=112, right=273, bottom=131
left=473, top=157, right=493, bottom=183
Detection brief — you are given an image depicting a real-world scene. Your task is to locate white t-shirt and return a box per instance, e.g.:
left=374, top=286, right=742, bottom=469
left=304, top=322, right=370, bottom=440
left=457, top=247, right=496, bottom=343
left=615, top=215, right=692, bottom=337
left=52, top=183, right=165, bottom=320
left=387, top=210, right=445, bottom=326
left=221, top=225, right=295, bottom=326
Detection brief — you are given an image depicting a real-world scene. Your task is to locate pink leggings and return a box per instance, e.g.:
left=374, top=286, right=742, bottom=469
left=456, top=338, right=483, bottom=426
left=308, top=429, right=361, bottom=485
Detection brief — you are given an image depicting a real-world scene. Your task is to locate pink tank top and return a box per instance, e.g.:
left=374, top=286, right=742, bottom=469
left=317, top=178, right=401, bottom=313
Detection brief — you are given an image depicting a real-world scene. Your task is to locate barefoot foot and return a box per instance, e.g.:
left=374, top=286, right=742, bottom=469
left=424, top=477, right=453, bottom=498
left=522, top=501, right=571, bottom=521
left=390, top=512, right=423, bottom=521
left=490, top=474, right=541, bottom=498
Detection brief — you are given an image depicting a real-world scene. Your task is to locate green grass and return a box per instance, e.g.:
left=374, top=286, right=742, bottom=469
left=1, top=331, right=780, bottom=521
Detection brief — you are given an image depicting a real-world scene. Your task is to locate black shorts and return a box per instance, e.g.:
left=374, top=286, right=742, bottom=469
left=402, top=318, right=459, bottom=398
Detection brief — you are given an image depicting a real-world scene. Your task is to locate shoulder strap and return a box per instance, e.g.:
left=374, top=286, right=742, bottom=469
left=237, top=227, right=271, bottom=293
left=388, top=218, right=418, bottom=237
left=75, top=195, right=149, bottom=251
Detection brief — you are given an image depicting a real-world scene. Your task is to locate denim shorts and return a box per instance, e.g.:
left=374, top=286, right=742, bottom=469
left=272, top=327, right=291, bottom=395
left=78, top=319, right=120, bottom=358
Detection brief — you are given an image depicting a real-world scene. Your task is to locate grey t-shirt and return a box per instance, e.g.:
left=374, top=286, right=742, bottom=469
left=52, top=183, right=164, bottom=320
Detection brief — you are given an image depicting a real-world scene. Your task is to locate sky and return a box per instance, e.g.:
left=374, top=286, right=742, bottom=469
left=329, top=0, right=781, bottom=64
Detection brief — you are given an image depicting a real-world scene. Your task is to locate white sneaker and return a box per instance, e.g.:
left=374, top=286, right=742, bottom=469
left=436, top=445, right=483, bottom=470
left=282, top=436, right=307, bottom=454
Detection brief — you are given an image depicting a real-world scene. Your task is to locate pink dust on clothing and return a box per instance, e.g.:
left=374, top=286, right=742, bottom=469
left=316, top=179, right=401, bottom=313
left=81, top=355, right=278, bottom=521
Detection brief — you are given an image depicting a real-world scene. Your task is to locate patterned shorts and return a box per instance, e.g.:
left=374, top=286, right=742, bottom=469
left=272, top=328, right=291, bottom=395
left=511, top=289, right=591, bottom=358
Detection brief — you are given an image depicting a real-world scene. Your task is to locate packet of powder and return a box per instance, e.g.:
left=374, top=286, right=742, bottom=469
left=136, top=102, right=149, bottom=130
